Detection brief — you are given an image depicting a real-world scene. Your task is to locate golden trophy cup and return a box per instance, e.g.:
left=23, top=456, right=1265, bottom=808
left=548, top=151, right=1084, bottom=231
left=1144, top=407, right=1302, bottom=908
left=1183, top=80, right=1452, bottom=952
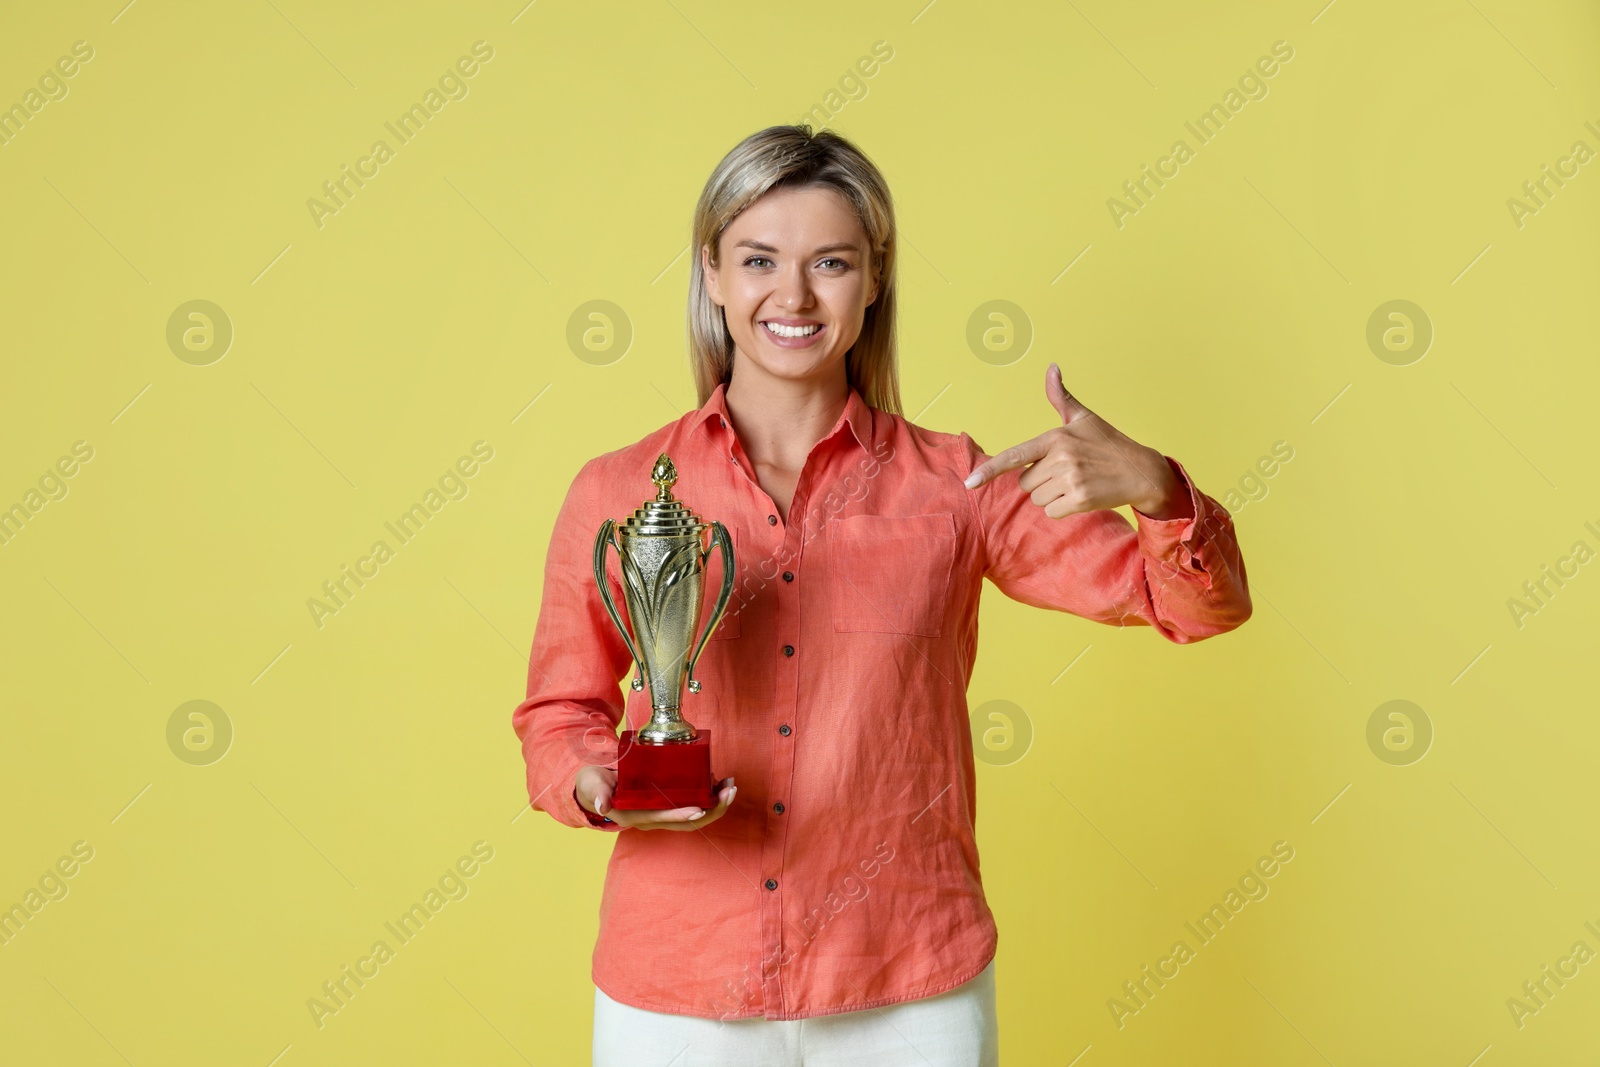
left=592, top=453, right=734, bottom=810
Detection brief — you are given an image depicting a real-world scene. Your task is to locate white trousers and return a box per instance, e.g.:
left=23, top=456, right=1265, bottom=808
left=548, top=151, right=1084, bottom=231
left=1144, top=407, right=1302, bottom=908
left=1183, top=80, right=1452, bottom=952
left=593, top=959, right=998, bottom=1067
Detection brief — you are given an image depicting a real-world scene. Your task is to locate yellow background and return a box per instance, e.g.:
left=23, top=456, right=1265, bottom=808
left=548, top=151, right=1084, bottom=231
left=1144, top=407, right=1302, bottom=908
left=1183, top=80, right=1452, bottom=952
left=2, top=0, right=1597, bottom=1063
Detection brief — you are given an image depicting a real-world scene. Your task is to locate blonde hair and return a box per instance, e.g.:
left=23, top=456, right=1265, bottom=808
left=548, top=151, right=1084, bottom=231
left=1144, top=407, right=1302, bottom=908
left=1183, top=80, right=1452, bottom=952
left=687, top=124, right=902, bottom=416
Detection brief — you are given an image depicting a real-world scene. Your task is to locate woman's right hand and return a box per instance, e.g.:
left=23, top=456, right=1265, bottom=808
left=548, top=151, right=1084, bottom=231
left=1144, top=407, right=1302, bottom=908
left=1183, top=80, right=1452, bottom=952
left=575, top=764, right=736, bottom=831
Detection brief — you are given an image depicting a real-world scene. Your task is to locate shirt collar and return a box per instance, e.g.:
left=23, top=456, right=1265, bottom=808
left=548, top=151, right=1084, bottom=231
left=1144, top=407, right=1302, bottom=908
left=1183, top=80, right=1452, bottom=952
left=691, top=380, right=874, bottom=454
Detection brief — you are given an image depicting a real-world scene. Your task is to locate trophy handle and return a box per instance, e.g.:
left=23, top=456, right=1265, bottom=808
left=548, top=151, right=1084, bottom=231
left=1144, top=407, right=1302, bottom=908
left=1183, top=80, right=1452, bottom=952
left=684, top=520, right=735, bottom=695
left=592, top=518, right=645, bottom=692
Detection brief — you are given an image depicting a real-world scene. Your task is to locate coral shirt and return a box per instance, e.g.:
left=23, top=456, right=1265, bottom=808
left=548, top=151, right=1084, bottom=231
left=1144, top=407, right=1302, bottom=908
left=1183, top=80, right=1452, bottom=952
left=512, top=381, right=1252, bottom=1021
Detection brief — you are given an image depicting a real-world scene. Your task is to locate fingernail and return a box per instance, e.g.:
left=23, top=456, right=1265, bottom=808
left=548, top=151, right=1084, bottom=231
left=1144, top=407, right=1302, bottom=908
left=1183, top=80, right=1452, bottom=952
left=963, top=472, right=980, bottom=489
left=689, top=809, right=704, bottom=819
left=728, top=787, right=737, bottom=801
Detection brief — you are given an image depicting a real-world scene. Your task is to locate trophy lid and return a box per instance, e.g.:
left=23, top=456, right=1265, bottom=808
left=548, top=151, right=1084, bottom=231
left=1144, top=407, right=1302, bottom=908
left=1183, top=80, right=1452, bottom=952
left=619, top=453, right=707, bottom=536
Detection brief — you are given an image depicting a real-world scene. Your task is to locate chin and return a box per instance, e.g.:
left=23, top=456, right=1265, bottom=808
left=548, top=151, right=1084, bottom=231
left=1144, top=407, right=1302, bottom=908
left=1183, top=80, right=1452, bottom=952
left=750, top=354, right=835, bottom=382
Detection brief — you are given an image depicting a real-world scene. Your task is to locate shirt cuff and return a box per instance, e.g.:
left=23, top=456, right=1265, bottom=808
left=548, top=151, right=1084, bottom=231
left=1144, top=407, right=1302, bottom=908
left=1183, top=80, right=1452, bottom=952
left=1131, top=456, right=1218, bottom=584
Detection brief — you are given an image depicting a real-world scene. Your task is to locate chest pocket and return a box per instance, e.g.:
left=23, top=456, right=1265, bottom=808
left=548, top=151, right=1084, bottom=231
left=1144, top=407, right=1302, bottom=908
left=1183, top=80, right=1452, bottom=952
left=827, top=512, right=956, bottom=638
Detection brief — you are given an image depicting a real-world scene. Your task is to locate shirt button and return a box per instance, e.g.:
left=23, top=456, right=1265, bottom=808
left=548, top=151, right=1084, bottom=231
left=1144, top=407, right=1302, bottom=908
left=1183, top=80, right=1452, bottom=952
left=765, top=878, right=778, bottom=891
left=782, top=644, right=794, bottom=657
left=782, top=571, right=794, bottom=582
left=778, top=723, right=792, bottom=736
left=767, top=514, right=777, bottom=525
left=772, top=801, right=785, bottom=814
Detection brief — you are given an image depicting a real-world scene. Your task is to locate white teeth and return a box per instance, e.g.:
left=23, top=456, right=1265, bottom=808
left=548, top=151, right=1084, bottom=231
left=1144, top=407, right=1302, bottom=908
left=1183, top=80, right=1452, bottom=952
left=763, top=321, right=821, bottom=338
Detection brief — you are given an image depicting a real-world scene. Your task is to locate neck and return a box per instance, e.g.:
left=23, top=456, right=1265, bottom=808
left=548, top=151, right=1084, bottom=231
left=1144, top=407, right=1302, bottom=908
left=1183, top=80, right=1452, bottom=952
left=722, top=361, right=850, bottom=471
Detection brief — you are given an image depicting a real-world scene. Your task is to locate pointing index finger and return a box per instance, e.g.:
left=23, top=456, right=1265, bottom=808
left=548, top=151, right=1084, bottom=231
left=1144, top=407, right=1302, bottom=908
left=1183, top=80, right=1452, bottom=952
left=964, top=435, right=1048, bottom=489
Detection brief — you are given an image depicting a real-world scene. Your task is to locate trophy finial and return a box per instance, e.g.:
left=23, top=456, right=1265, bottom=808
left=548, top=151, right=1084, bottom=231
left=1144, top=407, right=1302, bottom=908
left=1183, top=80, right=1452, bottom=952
left=650, top=453, right=678, bottom=502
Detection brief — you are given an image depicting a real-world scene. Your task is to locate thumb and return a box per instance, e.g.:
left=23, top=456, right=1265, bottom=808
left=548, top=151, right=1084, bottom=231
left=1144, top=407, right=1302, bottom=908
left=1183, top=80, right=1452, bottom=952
left=1046, top=362, right=1091, bottom=424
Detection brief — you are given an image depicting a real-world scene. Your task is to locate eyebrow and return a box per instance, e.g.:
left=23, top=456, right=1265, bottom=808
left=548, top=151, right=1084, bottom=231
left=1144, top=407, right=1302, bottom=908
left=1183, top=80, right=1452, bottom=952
left=733, top=240, right=862, bottom=255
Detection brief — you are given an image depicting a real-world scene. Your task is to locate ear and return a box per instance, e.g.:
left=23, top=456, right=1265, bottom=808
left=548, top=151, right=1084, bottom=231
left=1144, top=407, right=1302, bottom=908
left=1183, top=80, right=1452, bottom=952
left=701, top=243, right=723, bottom=307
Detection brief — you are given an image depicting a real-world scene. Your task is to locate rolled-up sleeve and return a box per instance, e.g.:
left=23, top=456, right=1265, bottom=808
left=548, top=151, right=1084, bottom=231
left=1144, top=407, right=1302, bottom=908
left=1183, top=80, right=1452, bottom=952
left=962, top=434, right=1252, bottom=643
left=512, top=459, right=632, bottom=830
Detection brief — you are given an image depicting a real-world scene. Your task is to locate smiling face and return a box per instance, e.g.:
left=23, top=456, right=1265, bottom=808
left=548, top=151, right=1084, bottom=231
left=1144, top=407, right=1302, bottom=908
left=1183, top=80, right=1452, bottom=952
left=702, top=184, right=879, bottom=393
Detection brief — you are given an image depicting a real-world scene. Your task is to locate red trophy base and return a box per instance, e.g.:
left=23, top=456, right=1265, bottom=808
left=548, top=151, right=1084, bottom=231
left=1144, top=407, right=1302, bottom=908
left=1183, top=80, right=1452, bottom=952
left=609, top=729, right=717, bottom=811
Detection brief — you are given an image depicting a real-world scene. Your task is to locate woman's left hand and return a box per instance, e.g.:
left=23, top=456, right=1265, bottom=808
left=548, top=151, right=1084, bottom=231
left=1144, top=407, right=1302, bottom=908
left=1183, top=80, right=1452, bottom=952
left=963, top=362, right=1191, bottom=521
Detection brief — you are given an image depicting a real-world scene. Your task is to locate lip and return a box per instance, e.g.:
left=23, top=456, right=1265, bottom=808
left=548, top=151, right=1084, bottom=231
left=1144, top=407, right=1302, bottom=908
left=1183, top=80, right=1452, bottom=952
left=759, top=319, right=827, bottom=349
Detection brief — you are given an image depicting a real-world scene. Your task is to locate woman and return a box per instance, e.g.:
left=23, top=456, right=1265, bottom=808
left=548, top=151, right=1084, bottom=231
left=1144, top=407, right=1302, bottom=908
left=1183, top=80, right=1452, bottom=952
left=513, top=124, right=1252, bottom=1066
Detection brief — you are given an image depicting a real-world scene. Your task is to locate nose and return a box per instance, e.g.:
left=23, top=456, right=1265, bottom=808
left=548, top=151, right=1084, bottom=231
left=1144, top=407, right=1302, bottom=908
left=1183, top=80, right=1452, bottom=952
left=772, top=263, right=814, bottom=312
